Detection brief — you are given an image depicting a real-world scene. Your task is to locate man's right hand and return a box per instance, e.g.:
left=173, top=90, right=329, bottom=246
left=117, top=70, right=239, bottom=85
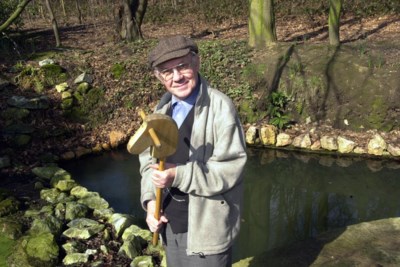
left=146, top=200, right=168, bottom=233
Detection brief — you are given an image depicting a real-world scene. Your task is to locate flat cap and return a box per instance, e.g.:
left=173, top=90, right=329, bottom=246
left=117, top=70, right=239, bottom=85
left=148, top=35, right=198, bottom=68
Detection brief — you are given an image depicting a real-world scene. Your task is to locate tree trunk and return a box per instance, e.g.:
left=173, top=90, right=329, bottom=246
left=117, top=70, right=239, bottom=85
left=0, top=0, right=32, bottom=33
left=60, top=0, right=67, bottom=17
left=115, top=0, right=148, bottom=42
left=44, top=0, right=61, bottom=47
left=328, top=0, right=342, bottom=46
left=75, top=0, right=83, bottom=24
left=249, top=0, right=277, bottom=48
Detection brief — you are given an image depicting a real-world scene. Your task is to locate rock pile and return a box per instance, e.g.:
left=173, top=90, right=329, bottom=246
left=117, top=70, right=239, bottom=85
left=0, top=166, right=165, bottom=267
left=245, top=124, right=400, bottom=158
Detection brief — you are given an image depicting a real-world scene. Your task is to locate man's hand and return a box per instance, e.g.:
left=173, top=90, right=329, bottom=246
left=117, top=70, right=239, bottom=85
left=150, top=163, right=176, bottom=188
left=146, top=200, right=168, bottom=233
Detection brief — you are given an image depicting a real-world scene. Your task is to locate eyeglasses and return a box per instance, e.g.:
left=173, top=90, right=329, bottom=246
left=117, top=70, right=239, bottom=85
left=156, top=62, right=193, bottom=81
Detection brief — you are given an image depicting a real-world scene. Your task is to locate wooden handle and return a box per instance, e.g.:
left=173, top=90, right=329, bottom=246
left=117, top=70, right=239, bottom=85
left=152, top=158, right=165, bottom=246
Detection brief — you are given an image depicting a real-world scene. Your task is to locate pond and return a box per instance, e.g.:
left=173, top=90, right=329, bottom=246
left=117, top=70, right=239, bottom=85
left=61, top=147, right=400, bottom=263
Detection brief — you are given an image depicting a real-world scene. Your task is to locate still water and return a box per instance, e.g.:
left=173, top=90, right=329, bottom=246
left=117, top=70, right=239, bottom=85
left=61, top=148, right=400, bottom=263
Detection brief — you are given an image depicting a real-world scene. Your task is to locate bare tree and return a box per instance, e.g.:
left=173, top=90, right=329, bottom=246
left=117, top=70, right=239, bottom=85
left=328, top=0, right=343, bottom=46
left=75, top=0, right=83, bottom=24
left=249, top=0, right=277, bottom=48
left=44, top=0, right=61, bottom=47
left=115, top=0, right=148, bottom=41
left=0, top=0, right=32, bottom=33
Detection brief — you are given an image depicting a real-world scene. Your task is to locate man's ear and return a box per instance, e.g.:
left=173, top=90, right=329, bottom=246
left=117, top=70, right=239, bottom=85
left=193, top=54, right=200, bottom=72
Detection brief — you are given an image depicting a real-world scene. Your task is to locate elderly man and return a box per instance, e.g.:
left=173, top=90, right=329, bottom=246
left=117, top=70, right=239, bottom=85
left=139, top=35, right=247, bottom=267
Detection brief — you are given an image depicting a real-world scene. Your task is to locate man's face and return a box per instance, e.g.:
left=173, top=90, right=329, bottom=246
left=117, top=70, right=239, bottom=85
left=155, top=53, right=200, bottom=100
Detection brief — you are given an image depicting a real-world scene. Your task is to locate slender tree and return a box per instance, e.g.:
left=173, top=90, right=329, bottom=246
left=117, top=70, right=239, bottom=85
left=249, top=0, right=277, bottom=48
left=75, top=0, right=83, bottom=24
left=0, top=0, right=32, bottom=32
left=44, top=0, right=61, bottom=47
left=328, top=0, right=343, bottom=46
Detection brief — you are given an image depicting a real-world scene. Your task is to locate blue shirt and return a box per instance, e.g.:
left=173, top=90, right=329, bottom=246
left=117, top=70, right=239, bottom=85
left=171, top=84, right=199, bottom=128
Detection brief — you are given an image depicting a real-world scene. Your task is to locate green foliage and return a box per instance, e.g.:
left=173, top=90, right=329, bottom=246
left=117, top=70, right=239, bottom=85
left=198, top=40, right=253, bottom=103
left=110, top=63, right=125, bottom=80
left=268, top=91, right=290, bottom=129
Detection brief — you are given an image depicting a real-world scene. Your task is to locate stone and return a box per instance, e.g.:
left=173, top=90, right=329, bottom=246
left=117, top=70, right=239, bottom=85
left=368, top=134, right=387, bottom=156
left=122, top=225, right=152, bottom=244
left=61, top=151, right=75, bottom=160
left=7, top=95, right=50, bottom=109
left=0, top=216, right=23, bottom=239
left=0, top=77, right=11, bottom=90
left=65, top=202, right=89, bottom=221
left=276, top=133, right=292, bottom=147
left=109, top=213, right=136, bottom=238
left=337, top=136, right=356, bottom=153
left=354, top=146, right=367, bottom=154
left=63, top=253, right=89, bottom=266
left=39, top=58, right=55, bottom=66
left=61, top=98, right=73, bottom=109
left=32, top=166, right=66, bottom=180
left=55, top=82, right=69, bottom=92
left=92, top=143, right=103, bottom=153
left=78, top=194, right=109, bottom=210
left=260, top=125, right=277, bottom=145
left=62, top=240, right=85, bottom=254
left=387, top=144, right=400, bottom=157
left=292, top=133, right=311, bottom=149
left=0, top=197, right=20, bottom=217
left=93, top=208, right=114, bottom=220
left=310, top=140, right=321, bottom=150
left=61, top=91, right=72, bottom=99
left=320, top=136, right=338, bottom=151
left=109, top=130, right=126, bottom=148
left=63, top=218, right=105, bottom=240
left=25, top=232, right=59, bottom=265
left=40, top=188, right=68, bottom=203
left=0, top=156, right=11, bottom=169
left=130, top=255, right=154, bottom=267
left=13, top=134, right=31, bottom=146
left=75, top=146, right=92, bottom=158
left=29, top=215, right=63, bottom=235
left=74, top=72, right=93, bottom=84
left=53, top=179, right=78, bottom=192
left=3, top=123, right=34, bottom=134
left=77, top=82, right=90, bottom=94
left=70, top=186, right=90, bottom=198
left=245, top=126, right=257, bottom=145
left=118, top=236, right=142, bottom=259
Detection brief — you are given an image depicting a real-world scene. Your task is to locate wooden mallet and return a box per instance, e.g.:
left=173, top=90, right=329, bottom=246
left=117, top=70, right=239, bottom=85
left=127, top=110, right=178, bottom=245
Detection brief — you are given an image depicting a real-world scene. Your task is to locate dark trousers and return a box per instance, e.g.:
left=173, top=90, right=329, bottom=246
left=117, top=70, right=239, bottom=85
left=162, top=223, right=233, bottom=267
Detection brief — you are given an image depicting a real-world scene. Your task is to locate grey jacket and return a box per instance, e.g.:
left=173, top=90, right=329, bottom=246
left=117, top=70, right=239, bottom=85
left=139, top=76, right=247, bottom=255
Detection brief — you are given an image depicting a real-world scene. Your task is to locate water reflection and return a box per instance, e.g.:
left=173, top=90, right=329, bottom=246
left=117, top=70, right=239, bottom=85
left=61, top=148, right=400, bottom=263
left=238, top=148, right=400, bottom=261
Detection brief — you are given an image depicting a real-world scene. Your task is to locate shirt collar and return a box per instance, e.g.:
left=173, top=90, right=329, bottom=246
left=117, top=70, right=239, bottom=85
left=171, top=79, right=200, bottom=107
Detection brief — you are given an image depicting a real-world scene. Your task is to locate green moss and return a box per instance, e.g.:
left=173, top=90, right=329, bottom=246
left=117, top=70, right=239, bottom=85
left=0, top=235, right=15, bottom=267
left=14, top=63, right=67, bottom=92
left=40, top=64, right=67, bottom=86
left=367, top=96, right=391, bottom=131
left=111, top=63, right=125, bottom=80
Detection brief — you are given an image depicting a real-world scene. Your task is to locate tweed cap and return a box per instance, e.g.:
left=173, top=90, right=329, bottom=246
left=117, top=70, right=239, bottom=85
left=148, top=35, right=198, bottom=68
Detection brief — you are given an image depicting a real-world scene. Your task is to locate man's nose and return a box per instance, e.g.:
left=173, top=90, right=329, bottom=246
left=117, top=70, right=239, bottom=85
left=172, top=68, right=183, bottom=80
